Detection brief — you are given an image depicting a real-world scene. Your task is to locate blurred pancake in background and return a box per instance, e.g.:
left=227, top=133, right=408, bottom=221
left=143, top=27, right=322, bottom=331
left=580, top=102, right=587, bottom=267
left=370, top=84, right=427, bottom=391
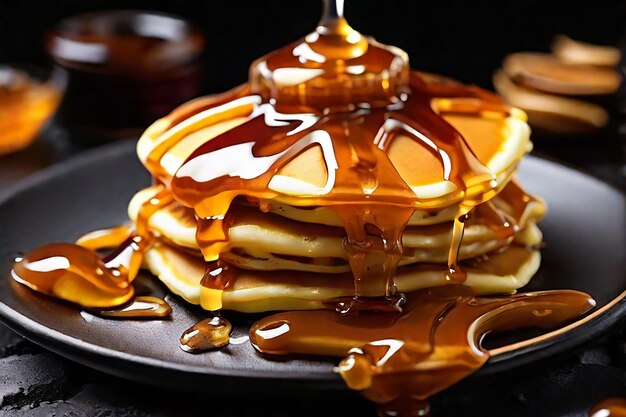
left=494, top=35, right=622, bottom=136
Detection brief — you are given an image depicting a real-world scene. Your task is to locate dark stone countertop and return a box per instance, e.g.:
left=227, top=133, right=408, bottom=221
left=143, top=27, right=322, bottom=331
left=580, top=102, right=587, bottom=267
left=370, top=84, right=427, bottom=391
left=0, top=124, right=625, bottom=417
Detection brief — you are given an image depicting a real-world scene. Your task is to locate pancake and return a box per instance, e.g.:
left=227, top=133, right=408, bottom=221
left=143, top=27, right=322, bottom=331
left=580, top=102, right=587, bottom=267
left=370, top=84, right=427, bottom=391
left=137, top=83, right=531, bottom=210
left=502, top=52, right=621, bottom=96
left=144, top=241, right=541, bottom=312
left=493, top=69, right=610, bottom=135
left=552, top=35, right=621, bottom=67
left=128, top=182, right=545, bottom=273
left=123, top=66, right=544, bottom=310
left=125, top=40, right=540, bottom=313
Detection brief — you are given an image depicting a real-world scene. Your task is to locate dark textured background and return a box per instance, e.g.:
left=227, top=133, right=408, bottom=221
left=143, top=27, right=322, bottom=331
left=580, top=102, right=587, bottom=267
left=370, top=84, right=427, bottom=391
left=1, top=1, right=626, bottom=416
left=1, top=0, right=625, bottom=91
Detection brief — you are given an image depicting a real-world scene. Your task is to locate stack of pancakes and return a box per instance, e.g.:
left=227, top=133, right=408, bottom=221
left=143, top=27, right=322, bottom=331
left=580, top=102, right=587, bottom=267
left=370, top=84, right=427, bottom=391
left=129, top=81, right=546, bottom=313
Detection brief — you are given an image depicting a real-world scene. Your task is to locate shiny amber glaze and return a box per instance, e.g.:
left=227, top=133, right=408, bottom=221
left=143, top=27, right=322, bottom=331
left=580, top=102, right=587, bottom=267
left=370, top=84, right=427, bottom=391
left=160, top=9, right=513, bottom=310
left=12, top=189, right=172, bottom=309
left=0, top=67, right=62, bottom=155
left=251, top=286, right=594, bottom=416
left=11, top=1, right=596, bottom=415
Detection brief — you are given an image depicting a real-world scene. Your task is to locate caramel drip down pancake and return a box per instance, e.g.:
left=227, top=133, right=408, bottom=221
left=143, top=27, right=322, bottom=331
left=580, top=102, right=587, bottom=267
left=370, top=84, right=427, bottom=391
left=144, top=241, right=541, bottom=312
left=136, top=71, right=530, bottom=307
left=11, top=3, right=595, bottom=416
left=129, top=179, right=544, bottom=279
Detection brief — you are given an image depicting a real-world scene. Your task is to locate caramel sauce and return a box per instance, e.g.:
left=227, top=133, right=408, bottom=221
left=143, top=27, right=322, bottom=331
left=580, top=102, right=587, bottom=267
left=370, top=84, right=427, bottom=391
left=0, top=66, right=62, bottom=155
left=157, top=1, right=511, bottom=311
left=76, top=224, right=134, bottom=250
left=251, top=286, right=595, bottom=417
left=12, top=188, right=172, bottom=311
left=446, top=213, right=469, bottom=284
left=93, top=295, right=171, bottom=319
left=9, top=1, right=596, bottom=415
left=472, top=201, right=518, bottom=240
left=590, top=398, right=626, bottom=417
left=180, top=315, right=232, bottom=353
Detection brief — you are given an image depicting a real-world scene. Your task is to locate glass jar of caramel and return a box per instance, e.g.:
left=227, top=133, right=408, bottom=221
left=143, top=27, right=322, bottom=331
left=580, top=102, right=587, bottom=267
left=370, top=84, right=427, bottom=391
left=46, top=10, right=205, bottom=143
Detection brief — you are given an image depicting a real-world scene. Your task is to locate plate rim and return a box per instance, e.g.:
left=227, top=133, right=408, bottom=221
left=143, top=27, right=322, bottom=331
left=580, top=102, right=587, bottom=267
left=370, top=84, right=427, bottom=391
left=0, top=140, right=624, bottom=384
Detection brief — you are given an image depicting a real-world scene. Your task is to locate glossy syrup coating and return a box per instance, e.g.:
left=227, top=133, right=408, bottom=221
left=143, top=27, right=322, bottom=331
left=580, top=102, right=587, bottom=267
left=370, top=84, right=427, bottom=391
left=157, top=5, right=516, bottom=310
left=251, top=286, right=595, bottom=417
left=12, top=188, right=173, bottom=313
left=9, top=2, right=596, bottom=416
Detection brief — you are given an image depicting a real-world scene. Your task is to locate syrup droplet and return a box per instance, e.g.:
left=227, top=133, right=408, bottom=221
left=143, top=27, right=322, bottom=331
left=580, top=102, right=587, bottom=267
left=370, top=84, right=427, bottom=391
left=180, top=316, right=232, bottom=353
left=446, top=214, right=468, bottom=283
left=92, top=296, right=172, bottom=318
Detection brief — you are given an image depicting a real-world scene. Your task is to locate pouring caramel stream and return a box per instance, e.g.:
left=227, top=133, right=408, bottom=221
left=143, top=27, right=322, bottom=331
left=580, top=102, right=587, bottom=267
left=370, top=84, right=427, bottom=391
left=161, top=4, right=513, bottom=311
left=11, top=2, right=522, bottom=310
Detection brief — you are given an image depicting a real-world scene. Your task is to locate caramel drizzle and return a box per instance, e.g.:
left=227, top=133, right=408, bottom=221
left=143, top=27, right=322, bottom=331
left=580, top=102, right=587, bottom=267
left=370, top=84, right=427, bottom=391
left=11, top=188, right=173, bottom=315
left=157, top=78, right=511, bottom=310
left=250, top=286, right=595, bottom=417
left=5, top=2, right=597, bottom=415
left=10, top=0, right=523, bottom=312
left=76, top=224, right=134, bottom=251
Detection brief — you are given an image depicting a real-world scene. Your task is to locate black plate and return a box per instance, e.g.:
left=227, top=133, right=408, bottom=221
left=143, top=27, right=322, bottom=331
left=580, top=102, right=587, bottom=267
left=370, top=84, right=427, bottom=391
left=0, top=140, right=624, bottom=391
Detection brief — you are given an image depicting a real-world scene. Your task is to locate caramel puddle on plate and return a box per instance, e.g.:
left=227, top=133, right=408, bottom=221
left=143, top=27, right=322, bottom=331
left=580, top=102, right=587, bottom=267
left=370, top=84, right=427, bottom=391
left=10, top=190, right=174, bottom=318
left=250, top=286, right=595, bottom=417
left=590, top=398, right=626, bottom=417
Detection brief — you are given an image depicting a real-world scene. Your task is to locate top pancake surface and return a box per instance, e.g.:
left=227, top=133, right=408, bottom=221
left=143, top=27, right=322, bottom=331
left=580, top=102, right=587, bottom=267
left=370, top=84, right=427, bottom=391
left=137, top=73, right=530, bottom=212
